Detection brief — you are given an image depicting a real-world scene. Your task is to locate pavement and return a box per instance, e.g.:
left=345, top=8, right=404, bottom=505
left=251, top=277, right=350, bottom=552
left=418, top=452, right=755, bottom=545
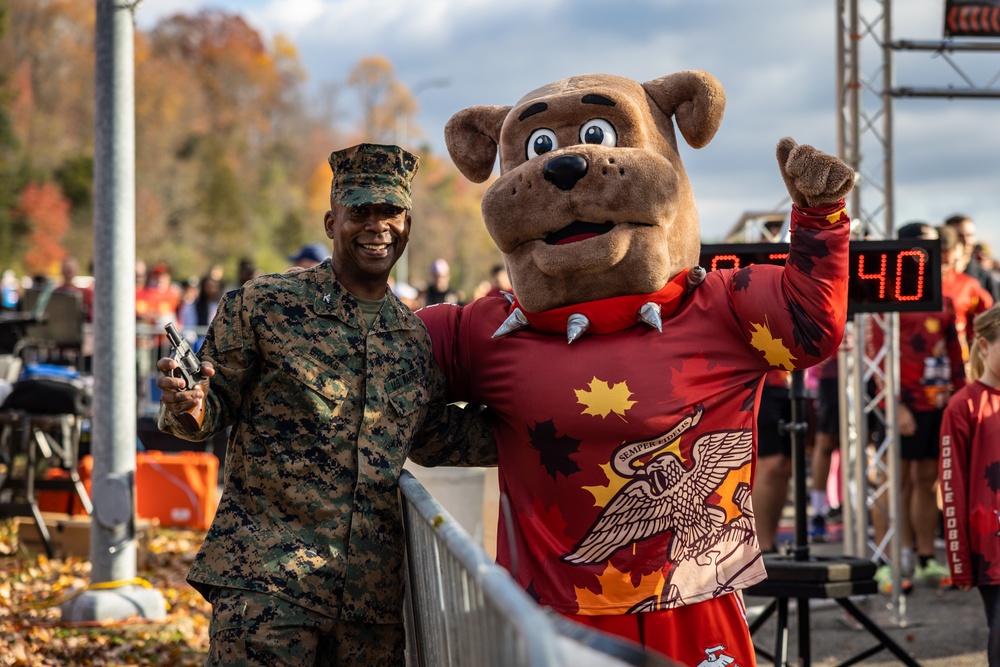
left=744, top=518, right=990, bottom=666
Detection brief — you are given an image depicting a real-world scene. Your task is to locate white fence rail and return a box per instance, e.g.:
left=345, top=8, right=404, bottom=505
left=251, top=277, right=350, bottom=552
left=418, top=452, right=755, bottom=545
left=399, top=470, right=680, bottom=667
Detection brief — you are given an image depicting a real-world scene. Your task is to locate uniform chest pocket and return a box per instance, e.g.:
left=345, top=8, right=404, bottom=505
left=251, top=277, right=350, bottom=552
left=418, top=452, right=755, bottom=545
left=387, top=369, right=428, bottom=417
left=283, top=351, right=350, bottom=404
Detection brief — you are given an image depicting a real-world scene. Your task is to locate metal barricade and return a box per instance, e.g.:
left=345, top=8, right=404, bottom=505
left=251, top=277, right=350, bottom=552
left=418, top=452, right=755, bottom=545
left=399, top=470, right=680, bottom=667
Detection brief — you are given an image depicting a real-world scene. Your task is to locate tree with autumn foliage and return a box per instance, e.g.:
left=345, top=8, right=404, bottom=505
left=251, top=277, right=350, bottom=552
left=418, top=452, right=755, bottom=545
left=15, top=181, right=70, bottom=276
left=347, top=56, right=418, bottom=145
left=0, top=3, right=501, bottom=298
left=0, top=0, right=28, bottom=272
left=0, top=0, right=97, bottom=275
left=134, top=10, right=332, bottom=275
left=406, top=151, right=500, bottom=299
left=0, top=4, right=335, bottom=280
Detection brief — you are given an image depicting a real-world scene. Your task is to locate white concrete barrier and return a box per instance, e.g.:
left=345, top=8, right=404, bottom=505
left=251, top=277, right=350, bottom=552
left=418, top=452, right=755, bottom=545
left=403, top=462, right=488, bottom=546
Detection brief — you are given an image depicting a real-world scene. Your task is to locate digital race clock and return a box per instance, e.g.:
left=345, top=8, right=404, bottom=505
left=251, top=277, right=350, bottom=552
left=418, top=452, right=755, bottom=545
left=699, top=239, right=942, bottom=314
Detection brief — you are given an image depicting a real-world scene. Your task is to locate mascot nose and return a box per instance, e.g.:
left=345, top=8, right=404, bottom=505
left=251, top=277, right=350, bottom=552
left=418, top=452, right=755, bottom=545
left=543, top=154, right=589, bottom=191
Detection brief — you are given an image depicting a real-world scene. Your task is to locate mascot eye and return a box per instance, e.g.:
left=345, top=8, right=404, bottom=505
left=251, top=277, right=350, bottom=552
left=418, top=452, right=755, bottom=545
left=579, top=119, right=617, bottom=147
left=526, top=129, right=558, bottom=159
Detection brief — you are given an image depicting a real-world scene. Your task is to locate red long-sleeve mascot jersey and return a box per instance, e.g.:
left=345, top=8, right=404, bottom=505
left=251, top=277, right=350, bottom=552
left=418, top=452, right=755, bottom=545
left=420, top=202, right=849, bottom=616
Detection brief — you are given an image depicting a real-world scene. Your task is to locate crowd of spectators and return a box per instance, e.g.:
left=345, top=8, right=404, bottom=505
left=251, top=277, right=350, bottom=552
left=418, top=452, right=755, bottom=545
left=2, top=250, right=513, bottom=346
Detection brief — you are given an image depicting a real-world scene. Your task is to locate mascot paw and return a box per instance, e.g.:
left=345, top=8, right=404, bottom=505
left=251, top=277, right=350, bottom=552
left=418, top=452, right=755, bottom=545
left=776, top=137, right=855, bottom=208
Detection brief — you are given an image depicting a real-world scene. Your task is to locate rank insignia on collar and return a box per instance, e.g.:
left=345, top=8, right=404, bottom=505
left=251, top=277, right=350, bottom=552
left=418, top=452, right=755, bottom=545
left=323, top=293, right=331, bottom=304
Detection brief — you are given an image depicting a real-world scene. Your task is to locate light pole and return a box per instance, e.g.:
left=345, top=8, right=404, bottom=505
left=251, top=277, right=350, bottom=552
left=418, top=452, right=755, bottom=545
left=63, top=0, right=167, bottom=623
left=395, top=77, right=450, bottom=292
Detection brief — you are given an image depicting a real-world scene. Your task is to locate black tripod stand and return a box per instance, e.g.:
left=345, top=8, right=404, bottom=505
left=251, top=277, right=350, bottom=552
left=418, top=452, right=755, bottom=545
left=745, top=369, right=922, bottom=667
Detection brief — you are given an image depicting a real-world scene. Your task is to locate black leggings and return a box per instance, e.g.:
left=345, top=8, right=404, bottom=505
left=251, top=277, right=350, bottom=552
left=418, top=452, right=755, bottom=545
left=980, top=585, right=1000, bottom=665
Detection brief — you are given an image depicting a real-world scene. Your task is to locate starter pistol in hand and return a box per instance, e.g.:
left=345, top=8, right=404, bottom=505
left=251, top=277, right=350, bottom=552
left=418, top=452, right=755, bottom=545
left=164, top=321, right=206, bottom=430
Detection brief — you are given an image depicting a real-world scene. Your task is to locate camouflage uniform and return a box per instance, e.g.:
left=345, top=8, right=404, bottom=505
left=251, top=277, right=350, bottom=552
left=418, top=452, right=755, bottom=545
left=160, top=144, right=495, bottom=665
left=207, top=588, right=406, bottom=666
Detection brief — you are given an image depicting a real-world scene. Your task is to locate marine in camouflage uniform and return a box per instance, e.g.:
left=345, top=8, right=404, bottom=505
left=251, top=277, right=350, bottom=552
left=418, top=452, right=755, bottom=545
left=158, top=144, right=496, bottom=666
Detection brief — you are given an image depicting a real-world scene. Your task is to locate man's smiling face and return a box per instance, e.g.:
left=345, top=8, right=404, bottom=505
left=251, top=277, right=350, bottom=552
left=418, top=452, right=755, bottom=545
left=326, top=202, right=411, bottom=299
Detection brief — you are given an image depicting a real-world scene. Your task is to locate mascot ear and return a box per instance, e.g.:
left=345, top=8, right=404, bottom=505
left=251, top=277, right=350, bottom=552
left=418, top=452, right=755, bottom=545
left=444, top=105, right=510, bottom=183
left=642, top=70, right=726, bottom=149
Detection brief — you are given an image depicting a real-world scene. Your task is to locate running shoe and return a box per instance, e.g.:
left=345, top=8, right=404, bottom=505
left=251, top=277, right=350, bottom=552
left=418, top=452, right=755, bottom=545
left=915, top=557, right=952, bottom=587
left=825, top=505, right=843, bottom=522
left=874, top=564, right=913, bottom=595
left=809, top=514, right=827, bottom=542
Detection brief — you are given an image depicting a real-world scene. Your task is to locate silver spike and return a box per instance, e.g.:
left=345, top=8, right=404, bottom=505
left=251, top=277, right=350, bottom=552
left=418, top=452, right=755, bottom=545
left=491, top=308, right=529, bottom=338
left=638, top=302, right=662, bottom=332
left=686, top=266, right=706, bottom=293
left=566, top=313, right=591, bottom=344
left=500, top=290, right=515, bottom=304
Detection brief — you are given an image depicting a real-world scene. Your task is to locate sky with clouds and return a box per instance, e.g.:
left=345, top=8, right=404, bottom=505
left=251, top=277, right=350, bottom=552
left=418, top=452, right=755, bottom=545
left=135, top=0, right=1000, bottom=250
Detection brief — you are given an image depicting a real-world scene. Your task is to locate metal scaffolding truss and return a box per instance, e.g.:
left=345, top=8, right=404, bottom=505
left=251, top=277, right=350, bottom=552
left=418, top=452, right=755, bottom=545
left=835, top=0, right=1000, bottom=622
left=890, top=38, right=1000, bottom=99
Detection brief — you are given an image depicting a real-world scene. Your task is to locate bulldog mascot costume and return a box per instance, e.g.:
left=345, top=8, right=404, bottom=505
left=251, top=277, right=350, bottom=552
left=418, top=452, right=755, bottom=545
left=419, top=71, right=855, bottom=666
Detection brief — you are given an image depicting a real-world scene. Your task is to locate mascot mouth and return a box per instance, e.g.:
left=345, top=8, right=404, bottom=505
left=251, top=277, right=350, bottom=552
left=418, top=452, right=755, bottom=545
left=545, top=221, right=615, bottom=245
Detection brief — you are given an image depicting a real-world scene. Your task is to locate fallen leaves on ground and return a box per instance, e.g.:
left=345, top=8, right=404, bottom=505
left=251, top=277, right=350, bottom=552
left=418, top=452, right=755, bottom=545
left=0, top=519, right=210, bottom=666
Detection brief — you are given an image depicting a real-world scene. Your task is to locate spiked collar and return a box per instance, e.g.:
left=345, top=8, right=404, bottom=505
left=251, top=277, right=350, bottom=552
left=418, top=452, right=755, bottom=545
left=494, top=268, right=702, bottom=343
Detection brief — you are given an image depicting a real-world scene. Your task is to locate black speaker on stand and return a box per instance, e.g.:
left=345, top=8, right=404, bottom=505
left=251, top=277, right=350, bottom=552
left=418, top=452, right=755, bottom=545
left=745, top=369, right=922, bottom=667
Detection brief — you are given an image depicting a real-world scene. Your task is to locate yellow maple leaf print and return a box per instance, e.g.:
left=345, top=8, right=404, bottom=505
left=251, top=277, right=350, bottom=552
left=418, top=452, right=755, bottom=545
left=576, top=377, right=636, bottom=421
left=924, top=317, right=941, bottom=335
left=749, top=319, right=797, bottom=370
left=582, top=462, right=630, bottom=508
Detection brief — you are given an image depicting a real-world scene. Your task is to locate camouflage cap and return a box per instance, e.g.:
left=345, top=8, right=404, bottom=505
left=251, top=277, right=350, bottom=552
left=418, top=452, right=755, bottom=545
left=328, top=143, right=420, bottom=209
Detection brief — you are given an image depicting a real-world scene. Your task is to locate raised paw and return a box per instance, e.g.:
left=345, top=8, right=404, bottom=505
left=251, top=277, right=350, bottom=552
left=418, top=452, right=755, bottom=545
left=776, top=137, right=855, bottom=208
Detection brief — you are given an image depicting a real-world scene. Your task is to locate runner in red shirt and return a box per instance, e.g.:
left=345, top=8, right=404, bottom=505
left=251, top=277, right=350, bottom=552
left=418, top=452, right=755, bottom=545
left=941, top=225, right=994, bottom=365
left=940, top=305, right=1000, bottom=664
left=868, top=222, right=967, bottom=590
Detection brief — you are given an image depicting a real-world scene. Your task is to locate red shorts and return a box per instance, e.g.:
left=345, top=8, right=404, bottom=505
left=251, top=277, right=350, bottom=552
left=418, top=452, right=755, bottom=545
left=564, top=592, right=756, bottom=667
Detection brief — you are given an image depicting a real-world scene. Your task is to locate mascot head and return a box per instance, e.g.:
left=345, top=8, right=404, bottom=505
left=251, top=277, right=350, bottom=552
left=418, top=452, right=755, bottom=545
left=445, top=71, right=725, bottom=313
